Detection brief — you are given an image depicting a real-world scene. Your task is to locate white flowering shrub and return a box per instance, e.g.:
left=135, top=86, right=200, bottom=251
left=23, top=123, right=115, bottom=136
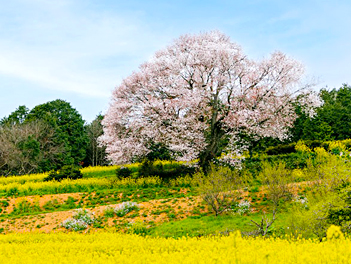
left=62, top=219, right=88, bottom=231
left=62, top=208, right=95, bottom=231
left=115, top=202, right=139, bottom=217
left=237, top=200, right=251, bottom=215
left=294, top=196, right=308, bottom=209
left=72, top=208, right=95, bottom=224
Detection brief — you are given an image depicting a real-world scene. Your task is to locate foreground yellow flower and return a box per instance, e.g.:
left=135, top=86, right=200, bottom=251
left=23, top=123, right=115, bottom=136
left=327, top=225, right=344, bottom=240
left=0, top=231, right=350, bottom=263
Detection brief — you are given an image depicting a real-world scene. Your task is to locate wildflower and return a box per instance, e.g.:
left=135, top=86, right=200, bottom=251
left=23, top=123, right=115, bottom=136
left=237, top=200, right=251, bottom=215
left=327, top=225, right=344, bottom=240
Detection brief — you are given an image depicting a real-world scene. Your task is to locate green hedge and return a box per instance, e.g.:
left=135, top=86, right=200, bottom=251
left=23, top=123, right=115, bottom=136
left=265, top=140, right=327, bottom=155
left=242, top=152, right=313, bottom=177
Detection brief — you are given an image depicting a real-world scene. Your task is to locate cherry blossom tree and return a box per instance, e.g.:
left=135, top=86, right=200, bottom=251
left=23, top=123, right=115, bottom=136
left=100, top=31, right=321, bottom=168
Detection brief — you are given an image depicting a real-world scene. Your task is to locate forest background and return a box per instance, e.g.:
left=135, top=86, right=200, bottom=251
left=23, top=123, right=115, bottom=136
left=1, top=83, right=350, bottom=176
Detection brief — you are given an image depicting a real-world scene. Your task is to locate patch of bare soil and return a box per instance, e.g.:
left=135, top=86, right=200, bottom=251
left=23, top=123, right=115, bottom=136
left=4, top=193, right=83, bottom=214
left=0, top=196, right=206, bottom=233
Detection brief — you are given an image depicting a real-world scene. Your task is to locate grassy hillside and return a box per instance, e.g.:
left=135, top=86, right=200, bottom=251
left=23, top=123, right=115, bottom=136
left=1, top=142, right=351, bottom=262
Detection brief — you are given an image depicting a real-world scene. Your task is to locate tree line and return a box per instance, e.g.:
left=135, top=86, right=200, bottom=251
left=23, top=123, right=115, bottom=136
left=251, top=84, right=351, bottom=154
left=0, top=99, right=107, bottom=176
left=1, top=84, right=351, bottom=176
left=1, top=88, right=350, bottom=176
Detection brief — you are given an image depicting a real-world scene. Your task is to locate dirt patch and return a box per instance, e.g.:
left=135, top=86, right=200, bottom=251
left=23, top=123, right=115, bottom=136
left=3, top=193, right=83, bottom=214
left=0, top=180, right=313, bottom=233
left=0, top=196, right=207, bottom=233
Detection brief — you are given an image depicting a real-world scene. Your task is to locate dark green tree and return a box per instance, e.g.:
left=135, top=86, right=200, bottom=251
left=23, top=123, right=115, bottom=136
left=292, top=84, right=351, bottom=141
left=25, top=99, right=88, bottom=167
left=0, top=105, right=29, bottom=126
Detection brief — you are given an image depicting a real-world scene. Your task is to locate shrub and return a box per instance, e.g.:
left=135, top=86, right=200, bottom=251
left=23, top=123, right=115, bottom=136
left=116, top=167, right=132, bottom=179
left=286, top=160, right=351, bottom=239
left=258, top=161, right=293, bottom=209
left=114, top=202, right=139, bottom=217
left=103, top=206, right=115, bottom=218
left=194, top=164, right=247, bottom=216
left=72, top=208, right=95, bottom=225
left=265, top=143, right=296, bottom=155
left=45, top=165, right=83, bottom=182
left=62, top=219, right=88, bottom=231
left=126, top=221, right=148, bottom=236
left=138, top=160, right=196, bottom=180
left=325, top=184, right=351, bottom=233
left=265, top=140, right=324, bottom=156
left=295, top=141, right=312, bottom=153
left=286, top=192, right=343, bottom=239
left=327, top=225, right=344, bottom=240
left=236, top=200, right=251, bottom=215
left=62, top=208, right=95, bottom=231
left=242, top=152, right=312, bottom=178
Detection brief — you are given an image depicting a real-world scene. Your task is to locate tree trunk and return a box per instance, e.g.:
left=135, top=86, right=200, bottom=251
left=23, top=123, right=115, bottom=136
left=199, top=123, right=225, bottom=173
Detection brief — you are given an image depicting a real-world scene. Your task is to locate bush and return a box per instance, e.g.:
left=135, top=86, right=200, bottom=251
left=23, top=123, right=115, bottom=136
left=242, top=152, right=312, bottom=178
left=326, top=184, right=351, bottom=233
left=265, top=140, right=325, bottom=155
left=116, top=167, right=132, bottom=179
left=236, top=200, right=251, bottom=215
left=44, top=165, right=83, bottom=182
left=286, top=192, right=344, bottom=239
left=72, top=208, right=95, bottom=225
left=114, top=201, right=139, bottom=217
left=62, top=219, right=88, bottom=231
left=138, top=160, right=196, bottom=180
left=104, top=202, right=139, bottom=217
left=103, top=206, right=115, bottom=218
left=258, top=161, right=293, bottom=208
left=126, top=221, right=148, bottom=236
left=194, top=164, right=248, bottom=216
left=285, top=155, right=351, bottom=238
left=266, top=143, right=297, bottom=155
left=62, top=208, right=95, bottom=231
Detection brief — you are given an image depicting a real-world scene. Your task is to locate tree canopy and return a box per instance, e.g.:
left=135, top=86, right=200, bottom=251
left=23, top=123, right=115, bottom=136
left=26, top=99, right=88, bottom=166
left=0, top=100, right=89, bottom=175
left=0, top=120, right=64, bottom=175
left=0, top=105, right=29, bottom=126
left=292, top=84, right=351, bottom=141
left=101, top=31, right=321, bottom=168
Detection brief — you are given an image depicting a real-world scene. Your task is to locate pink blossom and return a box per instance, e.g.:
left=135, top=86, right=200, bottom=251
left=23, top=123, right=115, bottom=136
left=100, top=31, right=321, bottom=164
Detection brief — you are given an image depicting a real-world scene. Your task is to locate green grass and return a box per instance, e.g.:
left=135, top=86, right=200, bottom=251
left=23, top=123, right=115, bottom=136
left=82, top=170, right=116, bottom=179
left=148, top=212, right=289, bottom=238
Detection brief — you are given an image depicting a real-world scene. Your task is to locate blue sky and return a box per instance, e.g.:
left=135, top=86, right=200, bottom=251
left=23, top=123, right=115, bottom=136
left=0, top=0, right=350, bottom=122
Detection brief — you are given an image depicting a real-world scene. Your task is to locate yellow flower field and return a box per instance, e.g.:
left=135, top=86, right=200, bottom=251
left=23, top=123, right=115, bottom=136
left=0, top=231, right=349, bottom=264
left=0, top=178, right=111, bottom=195
left=0, top=176, right=165, bottom=196
left=0, top=172, right=48, bottom=185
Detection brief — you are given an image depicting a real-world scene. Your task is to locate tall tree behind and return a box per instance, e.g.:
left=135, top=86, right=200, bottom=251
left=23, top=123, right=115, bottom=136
left=100, top=31, right=321, bottom=170
left=0, top=105, right=29, bottom=126
left=84, top=114, right=108, bottom=166
left=291, top=84, right=351, bottom=141
left=25, top=99, right=88, bottom=167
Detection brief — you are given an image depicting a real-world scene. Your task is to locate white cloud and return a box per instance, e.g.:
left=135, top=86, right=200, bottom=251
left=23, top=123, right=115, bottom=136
left=0, top=0, right=171, bottom=97
left=0, top=0, right=350, bottom=107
